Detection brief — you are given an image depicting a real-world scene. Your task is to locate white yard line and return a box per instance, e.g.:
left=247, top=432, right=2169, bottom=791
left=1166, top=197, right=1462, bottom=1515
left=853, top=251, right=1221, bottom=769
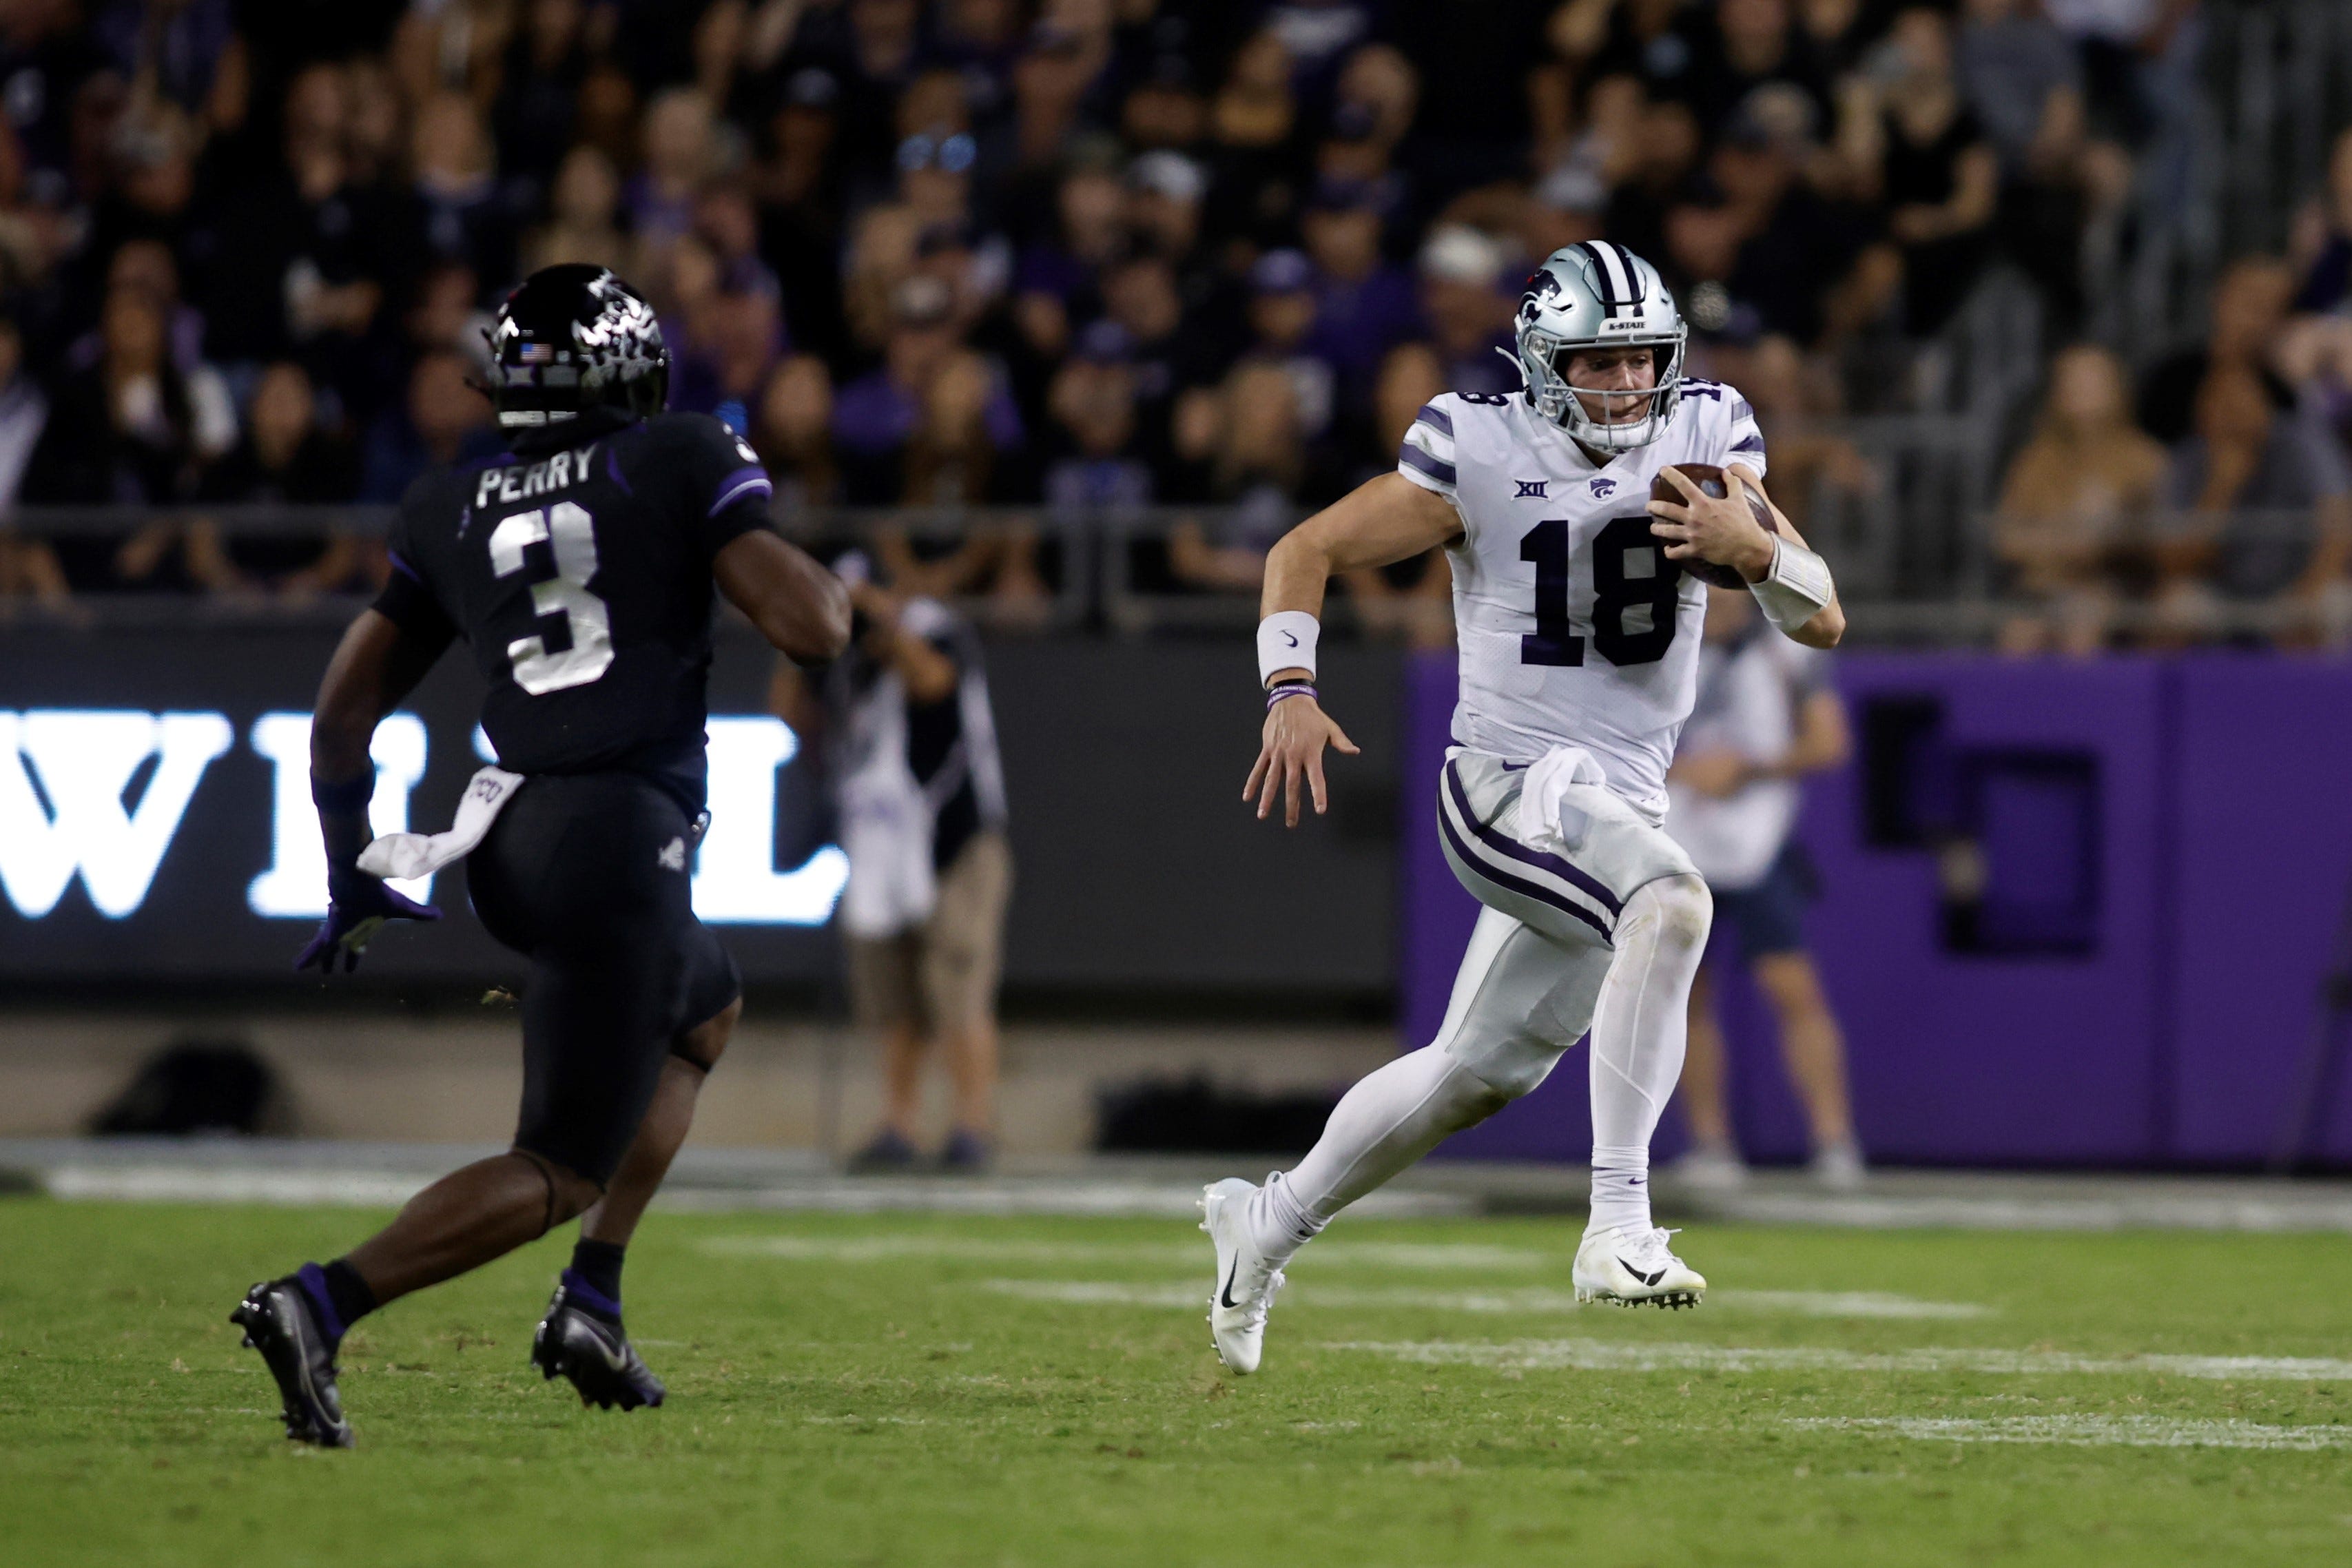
left=706, top=1237, right=1184, bottom=1263
left=36, top=1166, right=1467, bottom=1219
left=1787, top=1416, right=2352, bottom=1450
left=648, top=1183, right=1466, bottom=1219
left=982, top=1281, right=1205, bottom=1307
left=43, top=1167, right=433, bottom=1207
left=976, top=1280, right=1990, bottom=1319
left=1325, top=1339, right=2352, bottom=1381
left=1322, top=1244, right=1551, bottom=1271
left=1712, top=1291, right=1991, bottom=1319
left=701, top=1237, right=1543, bottom=1269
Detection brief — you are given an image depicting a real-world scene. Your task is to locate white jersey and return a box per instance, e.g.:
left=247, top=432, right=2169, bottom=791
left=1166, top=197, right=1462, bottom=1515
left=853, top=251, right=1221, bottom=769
left=1667, top=628, right=1827, bottom=889
left=1398, top=381, right=1768, bottom=822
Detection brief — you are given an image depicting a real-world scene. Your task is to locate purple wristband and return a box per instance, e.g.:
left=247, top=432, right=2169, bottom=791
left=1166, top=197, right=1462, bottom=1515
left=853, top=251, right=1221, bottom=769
left=1266, top=682, right=1317, bottom=710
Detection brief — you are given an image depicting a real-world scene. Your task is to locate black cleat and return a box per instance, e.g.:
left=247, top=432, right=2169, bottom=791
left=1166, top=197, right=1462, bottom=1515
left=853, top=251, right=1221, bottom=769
left=230, top=1278, right=354, bottom=1447
left=530, top=1278, right=666, bottom=1411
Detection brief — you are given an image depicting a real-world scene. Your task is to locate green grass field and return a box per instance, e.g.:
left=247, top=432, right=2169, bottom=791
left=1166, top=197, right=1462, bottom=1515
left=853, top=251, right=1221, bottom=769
left=4, top=1197, right=2351, bottom=1567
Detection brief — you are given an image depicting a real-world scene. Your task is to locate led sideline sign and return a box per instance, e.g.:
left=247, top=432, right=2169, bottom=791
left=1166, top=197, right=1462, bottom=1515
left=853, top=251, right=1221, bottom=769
left=0, top=709, right=844, bottom=927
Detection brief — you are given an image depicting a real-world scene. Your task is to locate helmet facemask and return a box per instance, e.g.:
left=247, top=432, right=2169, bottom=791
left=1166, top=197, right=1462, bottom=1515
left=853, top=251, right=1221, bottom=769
left=1507, top=241, right=1689, bottom=453
left=1515, top=322, right=1686, bottom=452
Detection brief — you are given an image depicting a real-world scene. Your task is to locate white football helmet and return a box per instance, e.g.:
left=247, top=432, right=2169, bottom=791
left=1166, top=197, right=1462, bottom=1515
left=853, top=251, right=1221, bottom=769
left=1508, top=241, right=1686, bottom=451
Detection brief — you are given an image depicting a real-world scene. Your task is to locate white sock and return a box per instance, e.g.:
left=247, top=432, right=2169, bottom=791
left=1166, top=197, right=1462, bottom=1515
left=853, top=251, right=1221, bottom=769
left=1250, top=1044, right=1507, bottom=1266
left=1243, top=1172, right=1321, bottom=1262
left=1586, top=876, right=1711, bottom=1237
left=1587, top=1144, right=1651, bottom=1236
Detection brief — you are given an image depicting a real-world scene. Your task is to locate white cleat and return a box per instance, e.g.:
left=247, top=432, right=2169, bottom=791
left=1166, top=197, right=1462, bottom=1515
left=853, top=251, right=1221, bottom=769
left=1199, top=1177, right=1286, bottom=1374
left=1574, top=1225, right=1706, bottom=1310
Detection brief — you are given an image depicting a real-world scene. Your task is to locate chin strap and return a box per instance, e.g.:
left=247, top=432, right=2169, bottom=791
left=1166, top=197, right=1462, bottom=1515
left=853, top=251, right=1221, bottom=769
left=1495, top=342, right=1531, bottom=392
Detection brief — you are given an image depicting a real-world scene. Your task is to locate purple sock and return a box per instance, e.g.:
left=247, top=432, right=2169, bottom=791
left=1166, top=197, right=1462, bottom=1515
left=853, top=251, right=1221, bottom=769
left=561, top=1268, right=623, bottom=1323
left=568, top=1237, right=626, bottom=1317
left=294, top=1261, right=376, bottom=1344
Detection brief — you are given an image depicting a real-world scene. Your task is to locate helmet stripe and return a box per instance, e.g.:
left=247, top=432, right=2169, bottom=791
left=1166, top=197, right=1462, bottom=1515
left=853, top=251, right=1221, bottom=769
left=1574, top=243, right=1613, bottom=316
left=1579, top=241, right=1631, bottom=318
left=1606, top=243, right=1644, bottom=309
left=1614, top=243, right=1653, bottom=315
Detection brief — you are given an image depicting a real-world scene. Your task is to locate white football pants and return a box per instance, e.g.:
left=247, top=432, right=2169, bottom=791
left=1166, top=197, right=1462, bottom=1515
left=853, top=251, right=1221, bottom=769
left=1255, top=753, right=1711, bottom=1259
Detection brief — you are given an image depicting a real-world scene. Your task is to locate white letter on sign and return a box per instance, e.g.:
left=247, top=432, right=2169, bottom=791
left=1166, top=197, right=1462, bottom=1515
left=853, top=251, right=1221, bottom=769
left=692, top=716, right=847, bottom=925
left=0, top=710, right=234, bottom=918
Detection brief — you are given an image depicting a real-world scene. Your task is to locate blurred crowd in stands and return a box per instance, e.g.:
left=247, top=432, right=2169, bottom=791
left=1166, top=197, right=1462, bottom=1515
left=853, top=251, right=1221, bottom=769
left=1992, top=226, right=2352, bottom=651
left=1, top=0, right=2345, bottom=650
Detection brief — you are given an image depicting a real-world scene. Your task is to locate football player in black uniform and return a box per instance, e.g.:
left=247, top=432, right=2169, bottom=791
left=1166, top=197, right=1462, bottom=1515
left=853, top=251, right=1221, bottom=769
left=229, top=265, right=849, bottom=1447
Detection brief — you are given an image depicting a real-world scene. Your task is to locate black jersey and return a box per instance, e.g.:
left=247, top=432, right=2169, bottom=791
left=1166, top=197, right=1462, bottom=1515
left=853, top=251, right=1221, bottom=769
left=373, top=411, right=775, bottom=812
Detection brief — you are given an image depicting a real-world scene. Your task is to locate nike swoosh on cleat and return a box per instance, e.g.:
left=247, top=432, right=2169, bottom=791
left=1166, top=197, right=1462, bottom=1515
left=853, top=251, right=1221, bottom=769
left=574, top=1317, right=630, bottom=1371
left=1619, top=1257, right=1667, bottom=1288
left=1219, top=1259, right=1241, bottom=1311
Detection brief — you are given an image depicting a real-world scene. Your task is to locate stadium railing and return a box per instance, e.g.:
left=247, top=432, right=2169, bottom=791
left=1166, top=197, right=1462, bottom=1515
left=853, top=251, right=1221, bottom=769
left=5, top=500, right=2341, bottom=647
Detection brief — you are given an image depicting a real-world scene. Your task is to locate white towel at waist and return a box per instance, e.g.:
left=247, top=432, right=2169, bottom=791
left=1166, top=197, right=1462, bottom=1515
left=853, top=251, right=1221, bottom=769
left=1508, top=743, right=1608, bottom=858
left=356, top=766, right=528, bottom=881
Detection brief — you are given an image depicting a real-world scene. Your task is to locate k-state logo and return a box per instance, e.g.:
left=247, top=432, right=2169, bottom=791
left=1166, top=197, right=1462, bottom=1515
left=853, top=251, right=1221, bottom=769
left=1515, top=479, right=1548, bottom=499
left=1589, top=477, right=1618, bottom=498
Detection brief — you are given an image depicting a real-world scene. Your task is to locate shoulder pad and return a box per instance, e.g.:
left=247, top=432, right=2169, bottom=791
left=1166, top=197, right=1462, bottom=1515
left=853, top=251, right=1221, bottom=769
left=657, top=411, right=761, bottom=466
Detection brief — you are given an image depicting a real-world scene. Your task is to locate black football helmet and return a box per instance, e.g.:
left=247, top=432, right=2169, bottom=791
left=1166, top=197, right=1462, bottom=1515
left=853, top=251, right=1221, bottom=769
left=485, top=264, right=670, bottom=432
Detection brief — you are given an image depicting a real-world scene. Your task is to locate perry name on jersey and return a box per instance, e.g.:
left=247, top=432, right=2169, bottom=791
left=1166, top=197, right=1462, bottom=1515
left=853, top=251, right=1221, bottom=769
left=1397, top=380, right=1767, bottom=823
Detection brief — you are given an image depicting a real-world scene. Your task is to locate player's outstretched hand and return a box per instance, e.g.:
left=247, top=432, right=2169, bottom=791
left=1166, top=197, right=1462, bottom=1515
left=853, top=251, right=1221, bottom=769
left=1648, top=462, right=1781, bottom=581
left=1245, top=696, right=1361, bottom=829
left=295, top=877, right=443, bottom=975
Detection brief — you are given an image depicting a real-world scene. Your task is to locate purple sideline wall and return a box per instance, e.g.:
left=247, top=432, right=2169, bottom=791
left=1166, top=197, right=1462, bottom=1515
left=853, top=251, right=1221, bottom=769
left=2169, top=660, right=2352, bottom=1163
left=1399, top=651, right=2352, bottom=1168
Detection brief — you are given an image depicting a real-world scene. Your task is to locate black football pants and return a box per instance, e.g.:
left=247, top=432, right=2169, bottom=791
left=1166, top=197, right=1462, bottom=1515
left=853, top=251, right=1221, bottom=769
left=466, top=772, right=741, bottom=1186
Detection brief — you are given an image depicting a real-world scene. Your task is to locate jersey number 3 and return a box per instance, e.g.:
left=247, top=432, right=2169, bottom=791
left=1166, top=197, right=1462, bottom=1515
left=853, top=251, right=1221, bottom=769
left=1519, top=515, right=1680, bottom=668
left=488, top=500, right=615, bottom=694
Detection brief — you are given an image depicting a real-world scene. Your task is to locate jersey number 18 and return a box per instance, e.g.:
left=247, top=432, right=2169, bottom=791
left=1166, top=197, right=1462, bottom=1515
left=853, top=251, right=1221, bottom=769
left=1519, top=516, right=1679, bottom=668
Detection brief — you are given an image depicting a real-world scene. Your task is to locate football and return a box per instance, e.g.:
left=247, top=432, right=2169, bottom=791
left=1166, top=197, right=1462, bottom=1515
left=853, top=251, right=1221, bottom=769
left=1651, top=463, right=1780, bottom=590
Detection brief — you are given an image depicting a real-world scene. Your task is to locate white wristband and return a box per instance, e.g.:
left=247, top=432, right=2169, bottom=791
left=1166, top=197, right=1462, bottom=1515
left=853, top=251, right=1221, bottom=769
left=1752, top=537, right=1834, bottom=632
left=1257, top=611, right=1321, bottom=685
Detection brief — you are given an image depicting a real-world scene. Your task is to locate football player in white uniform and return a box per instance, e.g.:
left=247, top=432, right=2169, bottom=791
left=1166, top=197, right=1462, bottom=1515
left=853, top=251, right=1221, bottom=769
left=1201, top=241, right=1845, bottom=1374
